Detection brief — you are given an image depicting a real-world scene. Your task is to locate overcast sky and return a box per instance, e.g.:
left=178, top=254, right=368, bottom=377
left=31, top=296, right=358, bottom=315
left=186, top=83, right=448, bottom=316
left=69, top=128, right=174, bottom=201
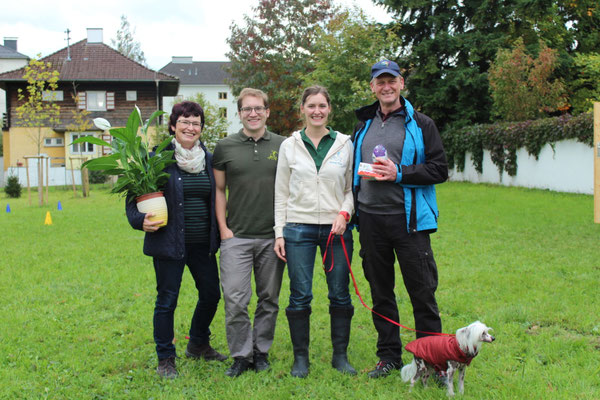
left=1, top=0, right=392, bottom=71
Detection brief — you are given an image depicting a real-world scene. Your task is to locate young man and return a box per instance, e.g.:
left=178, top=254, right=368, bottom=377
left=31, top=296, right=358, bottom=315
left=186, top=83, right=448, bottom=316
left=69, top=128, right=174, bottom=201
left=212, top=88, right=286, bottom=378
left=352, top=60, right=448, bottom=378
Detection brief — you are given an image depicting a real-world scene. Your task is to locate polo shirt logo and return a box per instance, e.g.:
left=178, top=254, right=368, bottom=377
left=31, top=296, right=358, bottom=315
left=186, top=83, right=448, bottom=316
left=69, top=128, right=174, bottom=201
left=268, top=150, right=278, bottom=161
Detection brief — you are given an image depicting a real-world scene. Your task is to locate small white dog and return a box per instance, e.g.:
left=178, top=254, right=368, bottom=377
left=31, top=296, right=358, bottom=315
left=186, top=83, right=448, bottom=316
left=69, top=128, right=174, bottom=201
left=400, top=321, right=495, bottom=396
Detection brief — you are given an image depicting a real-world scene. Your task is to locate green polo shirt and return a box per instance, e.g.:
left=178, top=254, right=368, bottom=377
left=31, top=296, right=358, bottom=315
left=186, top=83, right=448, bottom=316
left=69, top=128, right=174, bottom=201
left=212, top=129, right=285, bottom=238
left=300, top=127, right=337, bottom=172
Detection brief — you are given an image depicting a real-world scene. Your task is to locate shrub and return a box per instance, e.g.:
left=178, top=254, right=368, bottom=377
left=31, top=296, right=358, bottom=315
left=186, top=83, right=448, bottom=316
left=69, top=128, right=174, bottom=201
left=88, top=170, right=108, bottom=184
left=4, top=175, right=22, bottom=198
left=442, top=112, right=593, bottom=176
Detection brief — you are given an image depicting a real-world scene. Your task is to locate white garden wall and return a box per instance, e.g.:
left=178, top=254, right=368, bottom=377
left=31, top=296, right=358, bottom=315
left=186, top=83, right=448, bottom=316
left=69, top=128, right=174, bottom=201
left=3, top=163, right=82, bottom=187
left=449, top=139, right=593, bottom=194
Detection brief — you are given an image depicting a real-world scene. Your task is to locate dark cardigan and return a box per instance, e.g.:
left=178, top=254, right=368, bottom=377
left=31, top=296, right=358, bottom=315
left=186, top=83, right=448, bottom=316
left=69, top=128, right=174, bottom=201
left=125, top=141, right=220, bottom=260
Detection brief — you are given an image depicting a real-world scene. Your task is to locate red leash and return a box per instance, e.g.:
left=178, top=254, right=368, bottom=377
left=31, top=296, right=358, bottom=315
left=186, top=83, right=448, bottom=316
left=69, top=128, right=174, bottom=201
left=325, top=231, right=453, bottom=337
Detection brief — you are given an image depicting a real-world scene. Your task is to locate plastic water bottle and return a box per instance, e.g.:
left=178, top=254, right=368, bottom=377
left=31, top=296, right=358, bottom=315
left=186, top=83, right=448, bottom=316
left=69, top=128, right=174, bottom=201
left=372, top=145, right=388, bottom=164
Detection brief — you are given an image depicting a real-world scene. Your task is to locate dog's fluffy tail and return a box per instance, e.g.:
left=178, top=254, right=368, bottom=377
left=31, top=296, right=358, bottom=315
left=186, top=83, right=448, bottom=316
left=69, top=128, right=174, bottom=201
left=401, top=360, right=417, bottom=382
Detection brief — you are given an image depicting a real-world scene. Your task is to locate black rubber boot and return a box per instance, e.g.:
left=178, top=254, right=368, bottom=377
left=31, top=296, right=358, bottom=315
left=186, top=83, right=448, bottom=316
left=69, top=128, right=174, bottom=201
left=286, top=308, right=311, bottom=378
left=330, top=306, right=356, bottom=375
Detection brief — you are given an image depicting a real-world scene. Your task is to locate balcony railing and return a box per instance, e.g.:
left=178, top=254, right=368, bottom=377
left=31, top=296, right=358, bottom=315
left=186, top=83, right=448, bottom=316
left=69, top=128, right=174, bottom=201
left=1, top=112, right=8, bottom=130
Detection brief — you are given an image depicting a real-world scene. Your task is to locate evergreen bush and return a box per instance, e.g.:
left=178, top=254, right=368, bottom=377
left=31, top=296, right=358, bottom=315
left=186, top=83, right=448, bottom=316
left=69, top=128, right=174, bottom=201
left=4, top=175, right=22, bottom=198
left=89, top=170, right=108, bottom=184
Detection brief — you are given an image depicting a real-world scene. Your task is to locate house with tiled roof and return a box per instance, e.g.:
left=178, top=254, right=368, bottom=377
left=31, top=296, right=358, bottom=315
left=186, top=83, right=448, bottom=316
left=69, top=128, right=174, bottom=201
left=160, top=58, right=241, bottom=135
left=0, top=37, right=29, bottom=130
left=0, top=28, right=179, bottom=185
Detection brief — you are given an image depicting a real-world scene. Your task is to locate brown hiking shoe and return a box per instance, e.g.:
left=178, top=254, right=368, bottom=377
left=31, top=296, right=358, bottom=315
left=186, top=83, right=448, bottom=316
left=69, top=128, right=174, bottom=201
left=156, top=356, right=177, bottom=379
left=185, top=342, right=228, bottom=362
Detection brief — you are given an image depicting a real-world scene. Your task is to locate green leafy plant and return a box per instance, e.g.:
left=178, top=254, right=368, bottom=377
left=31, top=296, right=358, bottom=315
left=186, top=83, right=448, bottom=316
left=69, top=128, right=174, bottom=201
left=4, top=175, right=23, bottom=198
left=72, top=107, right=175, bottom=198
left=442, top=112, right=593, bottom=176
left=88, top=170, right=108, bottom=184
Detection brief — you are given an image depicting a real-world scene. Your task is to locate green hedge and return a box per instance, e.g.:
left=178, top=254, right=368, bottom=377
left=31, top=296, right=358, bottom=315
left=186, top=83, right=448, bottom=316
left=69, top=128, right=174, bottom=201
left=441, top=113, right=593, bottom=176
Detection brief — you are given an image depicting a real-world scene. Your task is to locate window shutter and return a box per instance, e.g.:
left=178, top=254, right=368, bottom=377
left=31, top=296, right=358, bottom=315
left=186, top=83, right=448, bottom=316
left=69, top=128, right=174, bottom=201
left=78, top=92, right=86, bottom=110
left=106, top=92, right=115, bottom=110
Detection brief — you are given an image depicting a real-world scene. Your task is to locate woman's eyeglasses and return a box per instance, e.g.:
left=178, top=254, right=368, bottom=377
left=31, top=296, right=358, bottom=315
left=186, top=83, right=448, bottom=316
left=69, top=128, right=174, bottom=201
left=177, top=120, right=202, bottom=129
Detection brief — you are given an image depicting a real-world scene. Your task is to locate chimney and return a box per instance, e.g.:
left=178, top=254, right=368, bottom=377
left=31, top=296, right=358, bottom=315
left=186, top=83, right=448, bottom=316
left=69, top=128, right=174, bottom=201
left=86, top=28, right=103, bottom=44
left=3, top=37, right=18, bottom=51
left=172, top=56, right=193, bottom=64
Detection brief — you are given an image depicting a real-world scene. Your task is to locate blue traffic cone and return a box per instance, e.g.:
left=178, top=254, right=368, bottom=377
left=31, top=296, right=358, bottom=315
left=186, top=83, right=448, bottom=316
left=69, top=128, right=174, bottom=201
left=58, top=201, right=62, bottom=211
left=5, top=204, right=10, bottom=213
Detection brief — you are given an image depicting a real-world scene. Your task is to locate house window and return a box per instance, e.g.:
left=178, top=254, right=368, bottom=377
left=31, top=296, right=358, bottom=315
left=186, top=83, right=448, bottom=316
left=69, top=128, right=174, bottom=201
left=42, top=90, right=64, bottom=101
left=218, top=92, right=228, bottom=100
left=86, top=91, right=106, bottom=111
left=219, top=107, right=228, bottom=118
left=44, top=137, right=64, bottom=147
left=126, top=91, right=137, bottom=101
left=71, top=133, right=95, bottom=154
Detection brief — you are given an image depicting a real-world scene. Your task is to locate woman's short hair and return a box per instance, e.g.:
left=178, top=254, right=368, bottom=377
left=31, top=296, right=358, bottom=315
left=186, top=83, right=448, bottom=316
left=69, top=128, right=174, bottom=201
left=168, top=101, right=205, bottom=135
left=301, top=85, right=331, bottom=107
left=237, top=88, right=269, bottom=111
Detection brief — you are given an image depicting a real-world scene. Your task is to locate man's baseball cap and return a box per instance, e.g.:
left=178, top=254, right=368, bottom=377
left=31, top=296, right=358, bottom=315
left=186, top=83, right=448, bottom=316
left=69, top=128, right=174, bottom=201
left=371, top=60, right=401, bottom=79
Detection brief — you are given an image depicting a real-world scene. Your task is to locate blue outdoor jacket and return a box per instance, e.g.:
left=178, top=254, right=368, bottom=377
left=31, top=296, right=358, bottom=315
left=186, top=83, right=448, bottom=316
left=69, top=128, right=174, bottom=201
left=352, top=98, right=448, bottom=232
left=125, top=141, right=220, bottom=260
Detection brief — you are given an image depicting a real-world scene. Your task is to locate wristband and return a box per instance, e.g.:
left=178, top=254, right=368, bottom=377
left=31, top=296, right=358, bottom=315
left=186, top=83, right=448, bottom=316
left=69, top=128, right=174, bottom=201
left=339, top=211, right=350, bottom=222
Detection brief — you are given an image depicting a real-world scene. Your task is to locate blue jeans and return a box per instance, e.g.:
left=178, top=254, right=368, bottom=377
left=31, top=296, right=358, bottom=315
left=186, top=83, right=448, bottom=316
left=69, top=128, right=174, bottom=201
left=153, top=243, right=221, bottom=360
left=283, top=223, right=353, bottom=310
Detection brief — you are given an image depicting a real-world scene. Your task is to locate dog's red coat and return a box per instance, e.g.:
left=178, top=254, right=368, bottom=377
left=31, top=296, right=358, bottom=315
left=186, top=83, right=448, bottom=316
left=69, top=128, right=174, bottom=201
left=405, top=336, right=474, bottom=372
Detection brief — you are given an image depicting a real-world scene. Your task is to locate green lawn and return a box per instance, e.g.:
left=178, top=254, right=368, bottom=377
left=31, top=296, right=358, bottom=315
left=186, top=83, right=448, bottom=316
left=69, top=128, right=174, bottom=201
left=1, top=182, right=598, bottom=399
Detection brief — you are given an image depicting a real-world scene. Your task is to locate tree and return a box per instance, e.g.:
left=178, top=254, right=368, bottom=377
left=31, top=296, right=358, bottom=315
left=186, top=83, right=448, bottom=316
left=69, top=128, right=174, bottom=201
left=375, top=0, right=600, bottom=130
left=67, top=86, right=93, bottom=197
left=375, top=0, right=525, bottom=130
left=571, top=52, right=600, bottom=114
left=488, top=38, right=568, bottom=121
left=111, top=15, right=147, bottom=66
left=67, top=87, right=92, bottom=133
left=16, top=56, right=60, bottom=206
left=304, top=9, right=400, bottom=133
left=16, top=57, right=61, bottom=155
left=226, top=0, right=335, bottom=135
left=186, top=93, right=230, bottom=151
left=155, top=93, right=229, bottom=152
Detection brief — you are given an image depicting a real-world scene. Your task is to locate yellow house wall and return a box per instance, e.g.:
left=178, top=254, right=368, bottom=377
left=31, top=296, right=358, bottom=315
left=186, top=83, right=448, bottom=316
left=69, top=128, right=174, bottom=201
left=2, top=131, right=9, bottom=171
left=3, top=127, right=67, bottom=170
left=4, top=125, right=161, bottom=171
left=65, top=126, right=161, bottom=169
left=65, top=131, right=103, bottom=169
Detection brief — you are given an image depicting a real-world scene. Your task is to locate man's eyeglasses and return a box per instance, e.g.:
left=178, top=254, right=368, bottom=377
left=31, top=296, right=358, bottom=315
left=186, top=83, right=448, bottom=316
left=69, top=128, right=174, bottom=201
left=177, top=120, right=202, bottom=129
left=239, top=106, right=268, bottom=115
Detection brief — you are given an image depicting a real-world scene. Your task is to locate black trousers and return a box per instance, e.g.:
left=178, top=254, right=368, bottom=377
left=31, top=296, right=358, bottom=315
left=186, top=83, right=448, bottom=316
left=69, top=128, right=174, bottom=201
left=358, top=211, right=441, bottom=362
left=153, top=243, right=221, bottom=360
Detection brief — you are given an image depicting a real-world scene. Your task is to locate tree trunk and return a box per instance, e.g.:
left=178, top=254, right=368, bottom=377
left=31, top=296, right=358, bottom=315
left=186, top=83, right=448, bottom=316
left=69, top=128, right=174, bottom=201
left=37, top=158, right=43, bottom=206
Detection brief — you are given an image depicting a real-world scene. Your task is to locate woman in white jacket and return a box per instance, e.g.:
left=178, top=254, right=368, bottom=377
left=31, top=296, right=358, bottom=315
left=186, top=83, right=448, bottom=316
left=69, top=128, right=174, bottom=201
left=274, top=86, right=355, bottom=378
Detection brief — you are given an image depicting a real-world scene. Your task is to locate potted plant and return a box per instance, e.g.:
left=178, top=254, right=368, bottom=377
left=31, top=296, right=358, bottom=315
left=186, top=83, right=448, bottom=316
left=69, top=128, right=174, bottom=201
left=72, top=106, right=175, bottom=227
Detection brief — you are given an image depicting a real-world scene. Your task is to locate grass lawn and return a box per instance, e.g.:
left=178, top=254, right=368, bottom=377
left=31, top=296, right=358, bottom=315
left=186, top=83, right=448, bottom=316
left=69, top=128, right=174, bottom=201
left=0, top=182, right=598, bottom=399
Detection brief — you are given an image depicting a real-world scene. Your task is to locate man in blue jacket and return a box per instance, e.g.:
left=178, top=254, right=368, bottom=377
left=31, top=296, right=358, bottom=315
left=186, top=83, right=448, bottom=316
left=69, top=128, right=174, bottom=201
left=352, top=60, right=448, bottom=378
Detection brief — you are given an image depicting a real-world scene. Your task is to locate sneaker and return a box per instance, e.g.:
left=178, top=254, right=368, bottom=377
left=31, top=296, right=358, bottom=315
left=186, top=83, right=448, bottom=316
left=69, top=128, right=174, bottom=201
left=254, top=353, right=270, bottom=372
left=225, top=358, right=253, bottom=378
left=156, top=356, right=177, bottom=379
left=367, top=360, right=402, bottom=378
left=185, top=342, right=228, bottom=362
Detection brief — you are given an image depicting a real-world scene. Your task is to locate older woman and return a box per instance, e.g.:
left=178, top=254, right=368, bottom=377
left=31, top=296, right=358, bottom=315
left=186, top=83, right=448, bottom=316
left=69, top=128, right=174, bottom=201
left=274, top=86, right=355, bottom=378
left=126, top=101, right=227, bottom=379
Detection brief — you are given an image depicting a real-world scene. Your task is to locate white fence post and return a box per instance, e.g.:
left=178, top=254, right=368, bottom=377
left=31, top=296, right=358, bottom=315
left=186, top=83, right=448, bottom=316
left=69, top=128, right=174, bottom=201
left=594, top=102, right=600, bottom=223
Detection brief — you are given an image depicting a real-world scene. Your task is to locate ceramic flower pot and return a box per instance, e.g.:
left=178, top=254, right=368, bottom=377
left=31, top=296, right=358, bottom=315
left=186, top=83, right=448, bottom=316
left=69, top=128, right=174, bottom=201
left=136, top=191, right=168, bottom=228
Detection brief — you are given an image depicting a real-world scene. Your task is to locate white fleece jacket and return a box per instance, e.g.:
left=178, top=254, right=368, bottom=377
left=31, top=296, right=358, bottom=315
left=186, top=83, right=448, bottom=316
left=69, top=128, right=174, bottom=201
left=274, top=130, right=354, bottom=238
